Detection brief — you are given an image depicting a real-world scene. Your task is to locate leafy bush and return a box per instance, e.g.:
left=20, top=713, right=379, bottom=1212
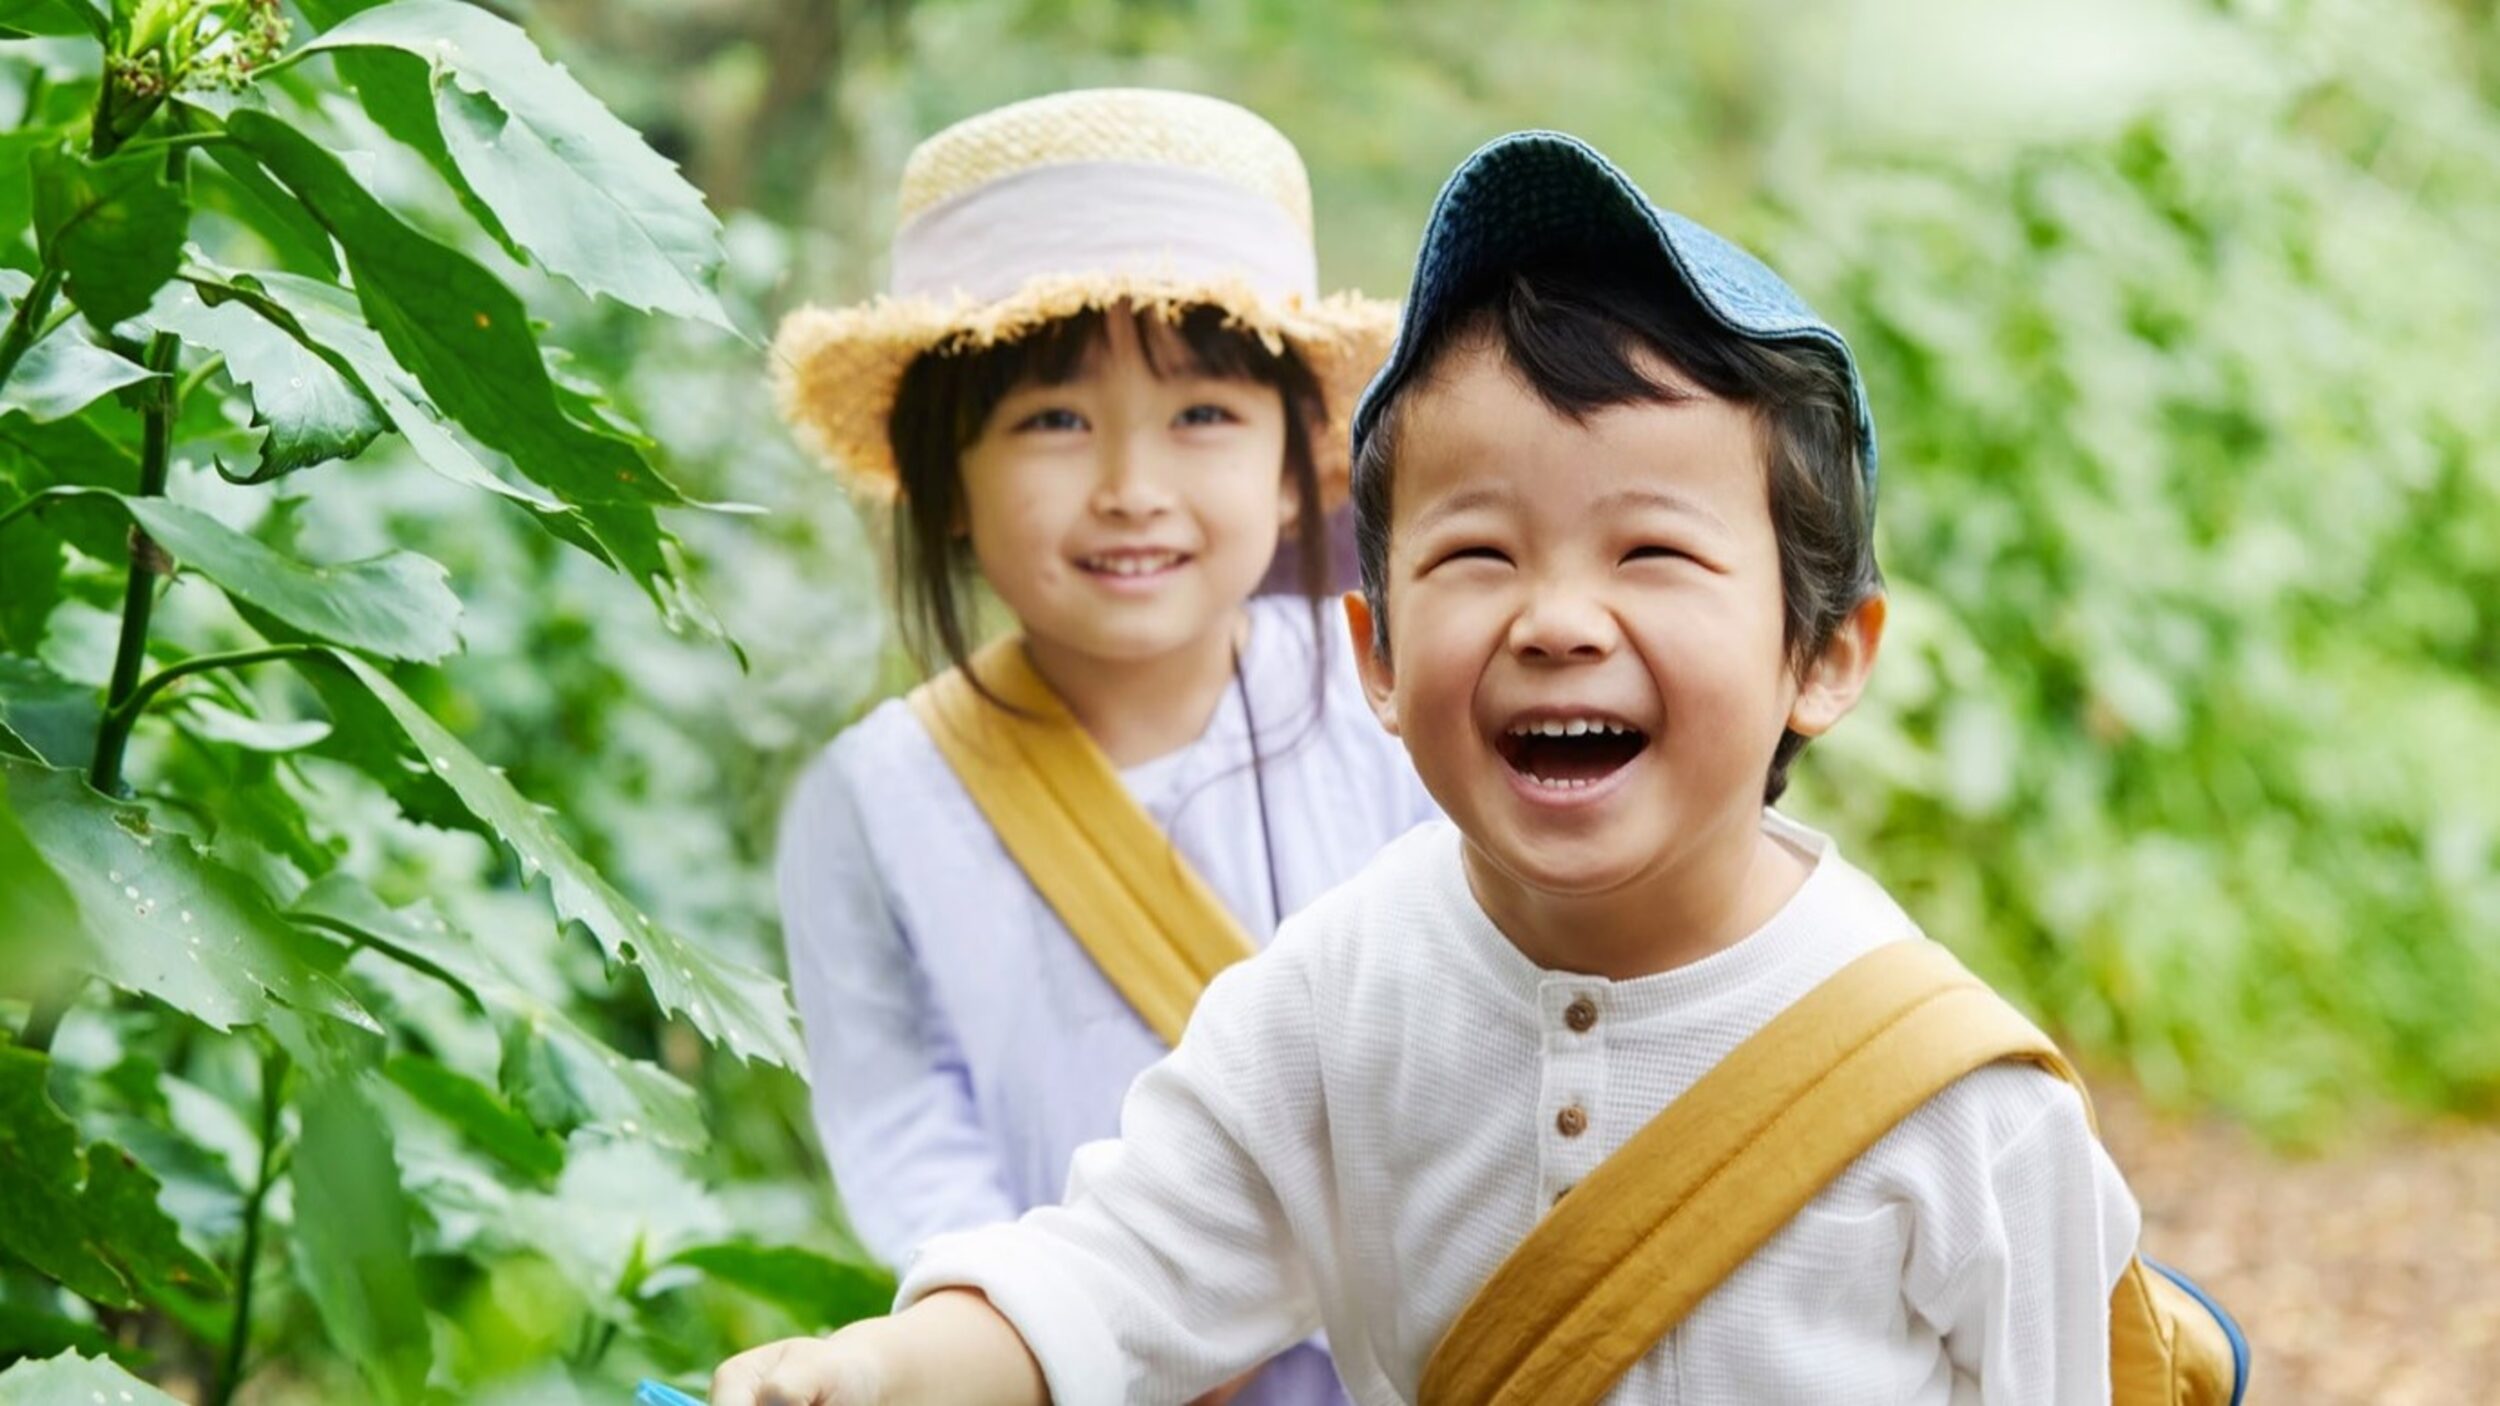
left=0, top=1, right=886, bottom=1398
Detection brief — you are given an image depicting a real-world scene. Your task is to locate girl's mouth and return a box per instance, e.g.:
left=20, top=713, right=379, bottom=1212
left=1495, top=714, right=1651, bottom=792
left=1077, top=549, right=1191, bottom=581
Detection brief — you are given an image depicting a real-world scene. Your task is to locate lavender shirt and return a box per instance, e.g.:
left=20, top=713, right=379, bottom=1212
left=778, top=597, right=1438, bottom=1404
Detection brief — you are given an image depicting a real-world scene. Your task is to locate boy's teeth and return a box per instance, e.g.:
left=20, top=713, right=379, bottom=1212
left=1508, top=718, right=1634, bottom=737
left=1522, top=773, right=1598, bottom=790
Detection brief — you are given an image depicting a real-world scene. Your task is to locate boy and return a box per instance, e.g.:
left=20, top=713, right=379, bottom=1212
left=714, top=131, right=2140, bottom=1406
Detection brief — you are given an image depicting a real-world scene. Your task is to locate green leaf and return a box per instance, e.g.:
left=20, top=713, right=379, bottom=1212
left=290, top=1073, right=430, bottom=1406
left=194, top=138, right=341, bottom=279
left=0, top=652, right=97, bottom=768
left=0, top=411, right=141, bottom=563
left=0, top=524, right=62, bottom=653
left=0, top=1047, right=224, bottom=1310
left=0, top=1306, right=121, bottom=1369
left=181, top=270, right=731, bottom=646
left=196, top=268, right=557, bottom=508
left=0, top=0, right=105, bottom=41
left=384, top=1054, right=562, bottom=1185
left=0, top=318, right=156, bottom=423
left=0, top=1352, right=184, bottom=1406
left=305, top=1, right=734, bottom=331
left=672, top=1243, right=898, bottom=1329
left=289, top=874, right=705, bottom=1150
left=297, top=652, right=801, bottom=1067
left=0, top=760, right=83, bottom=996
left=147, top=281, right=383, bottom=482
left=1, top=754, right=379, bottom=1035
left=175, top=695, right=330, bottom=752
left=224, top=111, right=694, bottom=509
left=18, top=487, right=461, bottom=662
left=29, top=146, right=187, bottom=330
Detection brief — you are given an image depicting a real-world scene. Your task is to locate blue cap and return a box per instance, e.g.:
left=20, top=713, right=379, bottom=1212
left=1351, top=132, right=1879, bottom=505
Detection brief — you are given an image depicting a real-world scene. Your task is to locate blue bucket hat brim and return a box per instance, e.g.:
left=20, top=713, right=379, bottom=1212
left=1351, top=132, right=1879, bottom=501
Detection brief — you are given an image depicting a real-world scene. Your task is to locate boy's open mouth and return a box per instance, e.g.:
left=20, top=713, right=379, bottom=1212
left=1495, top=714, right=1651, bottom=791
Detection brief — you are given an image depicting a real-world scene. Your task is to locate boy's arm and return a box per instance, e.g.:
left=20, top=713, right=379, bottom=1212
left=1908, top=1069, right=2143, bottom=1405
left=895, top=950, right=1327, bottom=1405
left=711, top=948, right=1329, bottom=1406
left=711, top=1289, right=1043, bottom=1406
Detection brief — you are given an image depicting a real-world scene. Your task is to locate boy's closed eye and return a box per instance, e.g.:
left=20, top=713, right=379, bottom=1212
left=1431, top=544, right=1514, bottom=570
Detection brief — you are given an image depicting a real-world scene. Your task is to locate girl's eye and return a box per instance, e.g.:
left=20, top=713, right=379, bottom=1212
left=1014, top=407, right=1087, bottom=433
left=1623, top=545, right=1687, bottom=564
left=1437, top=545, right=1511, bottom=567
left=1175, top=403, right=1240, bottom=428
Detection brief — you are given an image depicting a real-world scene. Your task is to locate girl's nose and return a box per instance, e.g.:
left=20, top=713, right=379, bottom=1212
left=1091, top=434, right=1174, bottom=519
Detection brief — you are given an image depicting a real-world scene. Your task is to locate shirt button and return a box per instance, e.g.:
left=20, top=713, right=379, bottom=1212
left=1563, top=996, right=1598, bottom=1033
left=1556, top=1104, right=1588, bottom=1138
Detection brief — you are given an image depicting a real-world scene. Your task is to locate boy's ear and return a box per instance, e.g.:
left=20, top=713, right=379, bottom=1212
left=1340, top=591, right=1401, bottom=737
left=1786, top=593, right=1886, bottom=738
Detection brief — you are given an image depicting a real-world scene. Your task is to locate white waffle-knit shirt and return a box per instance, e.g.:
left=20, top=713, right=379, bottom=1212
left=898, top=813, right=2141, bottom=1405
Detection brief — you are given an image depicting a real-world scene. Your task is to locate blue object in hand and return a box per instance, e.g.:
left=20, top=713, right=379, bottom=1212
left=636, top=1382, right=705, bottom=1406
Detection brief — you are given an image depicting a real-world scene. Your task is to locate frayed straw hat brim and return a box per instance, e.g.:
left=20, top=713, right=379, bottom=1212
left=771, top=274, right=1396, bottom=507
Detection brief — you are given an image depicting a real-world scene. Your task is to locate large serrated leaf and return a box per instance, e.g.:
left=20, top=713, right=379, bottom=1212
left=223, top=112, right=693, bottom=510
left=305, top=1, right=733, bottom=331
left=302, top=651, right=802, bottom=1068
left=0, top=1351, right=184, bottom=1405
left=291, top=873, right=707, bottom=1150
left=1, top=754, right=379, bottom=1035
left=147, top=281, right=383, bottom=481
left=18, top=487, right=460, bottom=662
left=290, top=1073, right=430, bottom=1406
left=29, top=146, right=187, bottom=329
left=0, top=1047, right=224, bottom=1310
left=183, top=270, right=733, bottom=647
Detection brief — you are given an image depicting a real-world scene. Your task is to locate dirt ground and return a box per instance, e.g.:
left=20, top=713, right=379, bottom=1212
left=2094, top=1083, right=2500, bottom=1404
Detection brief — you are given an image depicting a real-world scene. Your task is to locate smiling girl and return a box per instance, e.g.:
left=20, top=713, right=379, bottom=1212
left=764, top=90, right=1433, bottom=1405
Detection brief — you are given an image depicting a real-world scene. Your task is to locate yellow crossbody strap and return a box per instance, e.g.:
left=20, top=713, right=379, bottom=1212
left=1419, top=939, right=2074, bottom=1406
left=907, top=637, right=1260, bottom=1047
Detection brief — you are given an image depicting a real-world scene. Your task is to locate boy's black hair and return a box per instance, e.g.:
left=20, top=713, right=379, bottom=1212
left=887, top=304, right=1330, bottom=693
left=1350, top=256, right=1880, bottom=803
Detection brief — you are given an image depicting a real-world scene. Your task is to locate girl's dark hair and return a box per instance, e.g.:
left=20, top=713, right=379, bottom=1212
left=887, top=304, right=1332, bottom=691
left=1351, top=258, right=1879, bottom=804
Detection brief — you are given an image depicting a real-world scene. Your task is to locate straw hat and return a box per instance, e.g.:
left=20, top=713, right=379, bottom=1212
left=770, top=88, right=1397, bottom=503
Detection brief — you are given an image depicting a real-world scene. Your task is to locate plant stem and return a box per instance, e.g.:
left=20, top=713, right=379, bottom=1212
left=108, top=643, right=324, bottom=729
left=89, top=331, right=186, bottom=794
left=211, top=1041, right=291, bottom=1406
left=0, top=267, right=64, bottom=397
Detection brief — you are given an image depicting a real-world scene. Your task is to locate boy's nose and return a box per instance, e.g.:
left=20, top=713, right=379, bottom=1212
left=1508, top=585, right=1619, bottom=661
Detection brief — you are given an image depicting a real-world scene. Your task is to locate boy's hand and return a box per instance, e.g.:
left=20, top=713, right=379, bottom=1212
left=710, top=1326, right=887, bottom=1406
left=710, top=1291, right=1046, bottom=1406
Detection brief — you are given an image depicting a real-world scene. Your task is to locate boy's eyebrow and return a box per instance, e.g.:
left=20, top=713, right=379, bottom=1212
left=1596, top=485, right=1734, bottom=535
left=1407, top=485, right=1516, bottom=534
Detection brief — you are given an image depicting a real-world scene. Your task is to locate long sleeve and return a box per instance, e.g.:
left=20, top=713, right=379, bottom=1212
left=895, top=946, right=1324, bottom=1406
left=1907, top=1072, right=2142, bottom=1405
left=777, top=749, right=1019, bottom=1267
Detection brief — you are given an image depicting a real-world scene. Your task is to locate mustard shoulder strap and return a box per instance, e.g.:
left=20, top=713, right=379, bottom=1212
left=1420, top=939, right=2077, bottom=1406
left=906, top=637, right=1259, bottom=1047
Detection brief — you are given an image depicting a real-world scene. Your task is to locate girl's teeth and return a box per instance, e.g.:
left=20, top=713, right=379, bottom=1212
left=1092, top=553, right=1176, bottom=576
left=1523, top=773, right=1597, bottom=790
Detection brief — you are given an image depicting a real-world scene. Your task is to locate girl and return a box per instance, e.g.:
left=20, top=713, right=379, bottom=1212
left=767, top=89, right=1435, bottom=1405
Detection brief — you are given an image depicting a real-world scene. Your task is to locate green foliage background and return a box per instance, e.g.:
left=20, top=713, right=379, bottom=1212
left=0, top=0, right=2494, bottom=1399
